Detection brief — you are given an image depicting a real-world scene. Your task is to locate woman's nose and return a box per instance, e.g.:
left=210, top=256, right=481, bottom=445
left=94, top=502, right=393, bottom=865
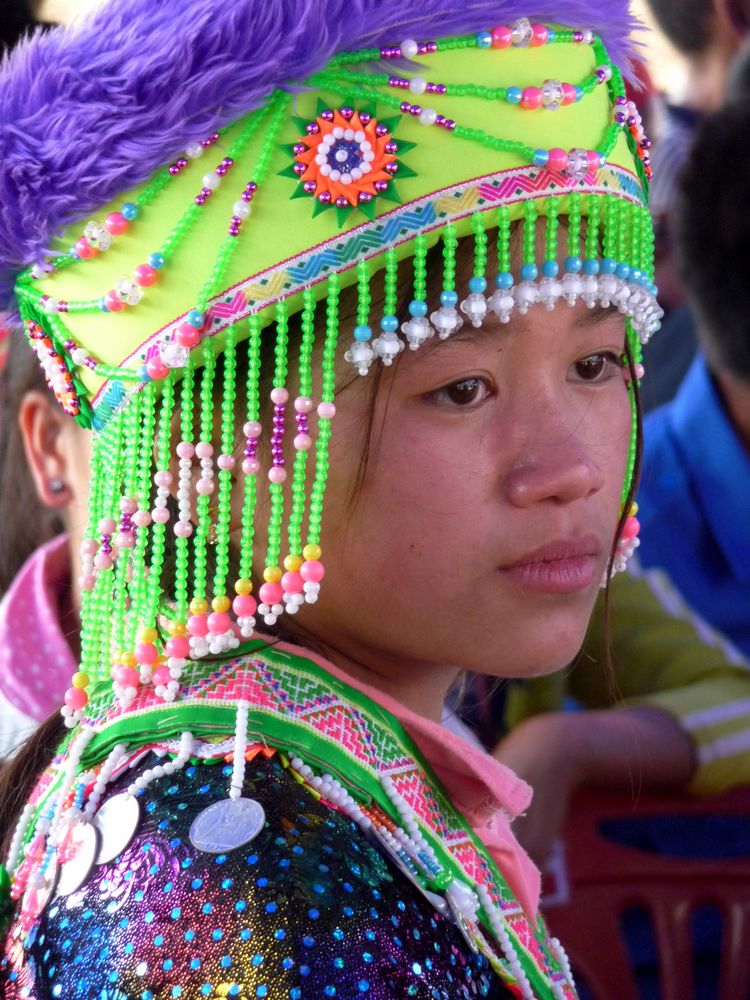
left=502, top=424, right=606, bottom=508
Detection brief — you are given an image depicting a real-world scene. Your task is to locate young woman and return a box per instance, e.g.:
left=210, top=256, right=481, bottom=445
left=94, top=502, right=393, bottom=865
left=0, top=0, right=659, bottom=996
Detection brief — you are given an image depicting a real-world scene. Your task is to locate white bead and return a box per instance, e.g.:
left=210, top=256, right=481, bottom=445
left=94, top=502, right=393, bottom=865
left=233, top=200, right=251, bottom=218
left=400, top=38, right=419, bottom=58
left=409, top=76, right=427, bottom=95
left=185, top=142, right=204, bottom=159
left=418, top=107, right=438, bottom=127
left=202, top=172, right=220, bottom=190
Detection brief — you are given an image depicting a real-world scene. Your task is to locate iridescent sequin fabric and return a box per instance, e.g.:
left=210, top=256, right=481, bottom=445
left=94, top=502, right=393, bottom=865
left=2, top=752, right=510, bottom=999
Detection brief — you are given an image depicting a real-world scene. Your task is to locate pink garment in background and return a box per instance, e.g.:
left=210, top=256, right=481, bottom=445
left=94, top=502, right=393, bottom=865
left=0, top=534, right=75, bottom=720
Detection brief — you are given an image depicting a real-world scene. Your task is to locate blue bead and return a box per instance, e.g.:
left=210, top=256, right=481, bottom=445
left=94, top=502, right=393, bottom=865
left=506, top=86, right=522, bottom=105
left=468, top=276, right=487, bottom=294
left=582, top=258, right=600, bottom=276
left=600, top=257, right=617, bottom=275
left=69, top=248, right=80, bottom=259
left=532, top=149, right=549, bottom=167
left=615, top=263, right=631, bottom=280
left=630, top=268, right=643, bottom=285
left=99, top=297, right=109, bottom=312
left=476, top=31, right=492, bottom=48
left=138, top=365, right=151, bottom=382
left=541, top=260, right=559, bottom=278
left=574, top=86, right=583, bottom=102
left=520, top=263, right=538, bottom=281
left=121, top=202, right=139, bottom=221
left=187, top=309, right=204, bottom=328
left=440, top=290, right=458, bottom=307
left=148, top=252, right=165, bottom=270
left=564, top=255, right=582, bottom=274
left=408, top=299, right=428, bottom=317
left=354, top=324, right=372, bottom=341
left=547, top=28, right=556, bottom=41
left=380, top=315, right=398, bottom=332
left=495, top=272, right=514, bottom=290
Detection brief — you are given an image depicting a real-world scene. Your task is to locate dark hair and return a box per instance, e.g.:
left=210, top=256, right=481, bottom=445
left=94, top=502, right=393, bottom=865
left=674, top=103, right=750, bottom=379
left=646, top=0, right=715, bottom=54
left=0, top=328, right=65, bottom=596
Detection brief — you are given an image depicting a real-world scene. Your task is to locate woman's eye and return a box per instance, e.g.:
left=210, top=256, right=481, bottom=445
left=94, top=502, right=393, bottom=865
left=572, top=352, right=624, bottom=383
left=430, top=377, right=492, bottom=407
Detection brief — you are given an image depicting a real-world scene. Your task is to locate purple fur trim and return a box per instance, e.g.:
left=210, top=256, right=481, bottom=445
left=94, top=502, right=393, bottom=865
left=0, top=0, right=641, bottom=306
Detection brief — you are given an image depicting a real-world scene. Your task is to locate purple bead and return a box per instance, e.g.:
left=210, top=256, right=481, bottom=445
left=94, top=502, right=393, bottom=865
left=374, top=180, right=389, bottom=193
left=385, top=141, right=398, bottom=154
left=627, top=115, right=637, bottom=128
left=177, top=158, right=188, bottom=169
left=574, top=30, right=584, bottom=42
left=320, top=109, right=334, bottom=121
left=293, top=163, right=306, bottom=175
left=247, top=182, right=258, bottom=193
left=359, top=112, right=372, bottom=124
left=375, top=124, right=388, bottom=137
left=318, top=192, right=332, bottom=204
left=358, top=191, right=373, bottom=203
left=194, top=195, right=206, bottom=205
left=223, top=157, right=234, bottom=168
left=614, top=112, right=626, bottom=124
left=303, top=180, right=316, bottom=193
left=293, top=142, right=306, bottom=155
left=201, top=138, right=213, bottom=148
left=435, top=114, right=446, bottom=126
left=169, top=164, right=180, bottom=176
left=409, top=104, right=421, bottom=116
left=385, top=162, right=398, bottom=174
left=444, top=119, right=456, bottom=131
left=400, top=101, right=411, bottom=113
left=335, top=195, right=348, bottom=208
left=306, top=122, right=320, bottom=134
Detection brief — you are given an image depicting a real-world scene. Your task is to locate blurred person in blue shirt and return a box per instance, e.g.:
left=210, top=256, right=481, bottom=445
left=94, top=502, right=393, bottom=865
left=638, top=101, right=750, bottom=656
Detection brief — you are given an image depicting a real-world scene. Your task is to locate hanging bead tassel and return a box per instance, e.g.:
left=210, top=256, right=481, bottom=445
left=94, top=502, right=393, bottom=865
left=402, top=233, right=435, bottom=349
left=345, top=258, right=377, bottom=374
left=430, top=223, right=463, bottom=337
left=460, top=213, right=490, bottom=327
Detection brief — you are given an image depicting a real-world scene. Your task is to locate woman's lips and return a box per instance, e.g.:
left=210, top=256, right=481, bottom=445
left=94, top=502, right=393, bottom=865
left=497, top=536, right=602, bottom=594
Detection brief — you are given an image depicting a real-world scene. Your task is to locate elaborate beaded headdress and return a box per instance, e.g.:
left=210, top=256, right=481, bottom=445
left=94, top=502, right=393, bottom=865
left=0, top=0, right=658, bottom=726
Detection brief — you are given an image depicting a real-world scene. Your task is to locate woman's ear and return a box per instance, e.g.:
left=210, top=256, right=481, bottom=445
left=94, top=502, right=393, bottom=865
left=17, top=390, right=75, bottom=509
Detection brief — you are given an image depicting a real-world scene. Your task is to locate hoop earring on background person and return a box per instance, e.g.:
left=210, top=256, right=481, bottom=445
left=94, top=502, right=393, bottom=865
left=0, top=0, right=659, bottom=996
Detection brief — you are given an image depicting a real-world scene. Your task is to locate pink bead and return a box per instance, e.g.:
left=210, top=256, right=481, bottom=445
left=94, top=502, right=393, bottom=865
left=622, top=516, right=640, bottom=540
left=491, top=24, right=512, bottom=47
left=104, top=290, right=126, bottom=312
left=94, top=553, right=113, bottom=571
left=196, top=477, right=214, bottom=495
left=115, top=531, right=135, bottom=549
left=270, top=387, right=289, bottom=404
left=548, top=148, right=569, bottom=172
left=104, top=212, right=129, bottom=235
left=146, top=356, right=170, bottom=381
left=188, top=614, right=209, bottom=637
left=243, top=421, right=262, bottom=439
left=81, top=538, right=98, bottom=556
left=317, top=402, right=336, bottom=419
left=135, top=642, right=158, bottom=665
left=65, top=687, right=88, bottom=710
left=268, top=467, right=287, bottom=484
left=134, top=264, right=158, bottom=287
left=165, top=636, right=190, bottom=658
left=259, top=582, right=283, bottom=605
left=152, top=507, right=170, bottom=524
left=79, top=573, right=96, bottom=591
left=195, top=441, right=214, bottom=459
left=294, top=396, right=314, bottom=414
left=561, top=83, right=577, bottom=105
left=294, top=433, right=312, bottom=451
left=587, top=150, right=603, bottom=172
left=120, top=496, right=138, bottom=514
left=116, top=665, right=140, bottom=687
left=242, top=458, right=260, bottom=476
left=75, top=237, right=97, bottom=259
left=133, top=510, right=151, bottom=527
left=233, top=594, right=257, bottom=617
left=174, top=521, right=193, bottom=538
left=530, top=23, right=549, bottom=45
left=207, top=611, right=232, bottom=634
left=520, top=87, right=543, bottom=110
left=217, top=454, right=235, bottom=470
left=153, top=665, right=172, bottom=687
left=281, top=571, right=304, bottom=594
left=176, top=441, right=195, bottom=460
left=99, top=517, right=116, bottom=533
left=300, top=559, right=325, bottom=583
left=176, top=322, right=202, bottom=348
left=154, top=471, right=173, bottom=487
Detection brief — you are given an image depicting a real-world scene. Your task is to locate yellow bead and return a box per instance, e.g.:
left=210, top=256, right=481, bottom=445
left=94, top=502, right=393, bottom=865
left=212, top=595, right=231, bottom=613
left=138, top=627, right=158, bottom=644
left=263, top=566, right=282, bottom=583
left=120, top=651, right=136, bottom=668
left=234, top=578, right=253, bottom=596
left=284, top=555, right=303, bottom=572
left=630, top=501, right=639, bottom=516
left=303, top=544, right=322, bottom=561
left=72, top=671, right=89, bottom=689
left=190, top=598, right=209, bottom=615
left=168, top=620, right=187, bottom=637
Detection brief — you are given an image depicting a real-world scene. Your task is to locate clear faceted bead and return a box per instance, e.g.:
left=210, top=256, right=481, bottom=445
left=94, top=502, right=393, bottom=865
left=401, top=316, right=434, bottom=349
left=429, top=306, right=463, bottom=339
left=539, top=277, right=563, bottom=310
left=115, top=276, right=144, bottom=305
left=514, top=280, right=539, bottom=315
left=511, top=17, right=533, bottom=47
left=541, top=79, right=564, bottom=111
left=372, top=330, right=404, bottom=364
left=488, top=290, right=515, bottom=323
left=459, top=293, right=488, bottom=328
left=160, top=340, right=190, bottom=369
left=566, top=148, right=589, bottom=180
left=344, top=340, right=377, bottom=374
left=84, top=220, right=113, bottom=251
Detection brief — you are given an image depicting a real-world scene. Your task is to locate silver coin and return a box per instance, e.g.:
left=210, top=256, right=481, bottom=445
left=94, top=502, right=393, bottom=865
left=189, top=797, right=266, bottom=854
left=55, top=822, right=100, bottom=897
left=94, top=793, right=142, bottom=864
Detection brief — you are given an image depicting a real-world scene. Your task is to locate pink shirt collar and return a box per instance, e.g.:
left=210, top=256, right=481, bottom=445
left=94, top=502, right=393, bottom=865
left=273, top=637, right=541, bottom=916
left=0, top=535, right=76, bottom=720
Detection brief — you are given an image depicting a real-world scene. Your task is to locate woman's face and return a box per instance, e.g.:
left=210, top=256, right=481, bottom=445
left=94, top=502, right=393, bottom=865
left=305, top=297, right=632, bottom=683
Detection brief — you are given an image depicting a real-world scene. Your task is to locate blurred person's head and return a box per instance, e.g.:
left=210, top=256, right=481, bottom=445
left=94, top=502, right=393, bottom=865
left=675, top=103, right=750, bottom=437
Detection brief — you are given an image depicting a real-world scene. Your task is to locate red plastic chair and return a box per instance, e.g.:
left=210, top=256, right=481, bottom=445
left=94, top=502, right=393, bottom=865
left=541, top=787, right=750, bottom=1000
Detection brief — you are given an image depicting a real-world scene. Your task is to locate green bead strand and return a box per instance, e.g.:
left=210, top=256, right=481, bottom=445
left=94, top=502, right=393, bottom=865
left=567, top=191, right=582, bottom=258
left=265, top=299, right=290, bottom=573
left=523, top=200, right=537, bottom=266
left=356, top=258, right=371, bottom=328
left=384, top=248, right=398, bottom=317
left=288, top=288, right=316, bottom=560
left=174, top=363, right=195, bottom=619
left=307, top=273, right=339, bottom=548
left=212, top=326, right=238, bottom=599
left=145, top=374, right=176, bottom=626
left=585, top=193, right=600, bottom=261
left=442, top=223, right=458, bottom=291
left=126, top=382, right=157, bottom=647
left=112, top=391, right=143, bottom=655
left=472, top=212, right=488, bottom=277
left=497, top=204, right=511, bottom=275
left=544, top=197, right=559, bottom=263
left=192, top=342, right=218, bottom=603
left=238, top=315, right=262, bottom=584
left=413, top=233, right=428, bottom=302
